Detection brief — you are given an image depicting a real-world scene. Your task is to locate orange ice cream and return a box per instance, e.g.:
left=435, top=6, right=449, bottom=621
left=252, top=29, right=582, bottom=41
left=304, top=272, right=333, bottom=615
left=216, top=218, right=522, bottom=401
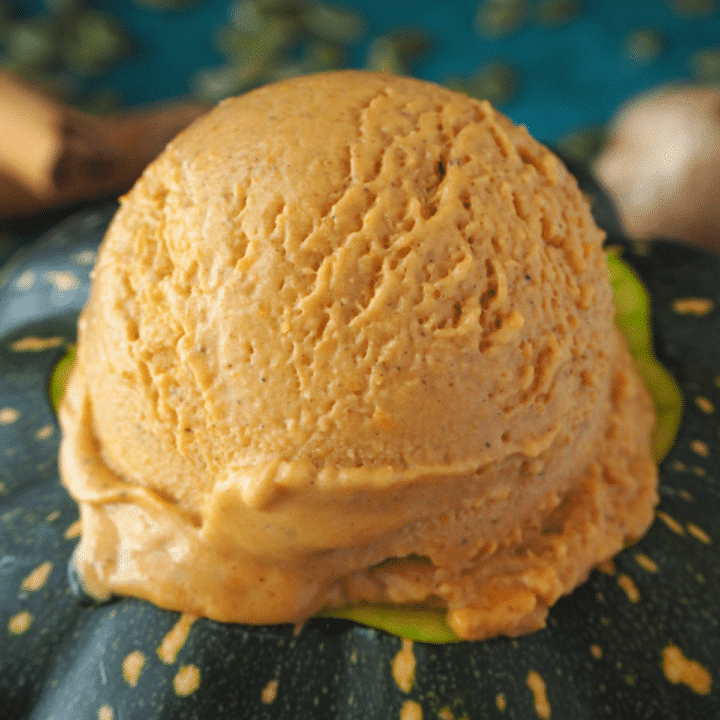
left=59, top=71, right=657, bottom=640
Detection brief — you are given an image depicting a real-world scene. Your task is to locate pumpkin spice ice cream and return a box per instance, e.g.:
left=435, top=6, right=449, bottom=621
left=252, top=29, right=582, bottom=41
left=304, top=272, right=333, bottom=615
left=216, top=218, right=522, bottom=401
left=59, top=71, right=657, bottom=641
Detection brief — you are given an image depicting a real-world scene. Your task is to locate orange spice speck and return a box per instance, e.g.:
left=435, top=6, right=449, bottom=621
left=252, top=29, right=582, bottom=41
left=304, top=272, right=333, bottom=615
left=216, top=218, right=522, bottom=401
left=672, top=298, right=713, bottom=316
left=64, top=520, right=82, bottom=539
left=122, top=651, right=146, bottom=687
left=527, top=671, right=551, bottom=719
left=0, top=407, right=19, bottom=424
left=687, top=523, right=711, bottom=544
left=656, top=511, right=684, bottom=535
left=11, top=336, right=64, bottom=352
left=21, top=561, right=53, bottom=592
left=695, top=396, right=714, bottom=414
left=261, top=679, right=279, bottom=704
left=662, top=645, right=712, bottom=695
left=8, top=610, right=33, bottom=635
left=392, top=638, right=416, bottom=694
left=690, top=440, right=709, bottom=457
left=158, top=613, right=197, bottom=664
left=173, top=665, right=201, bottom=696
left=399, top=699, right=423, bottom=720
left=634, top=553, right=659, bottom=573
left=618, top=574, right=640, bottom=603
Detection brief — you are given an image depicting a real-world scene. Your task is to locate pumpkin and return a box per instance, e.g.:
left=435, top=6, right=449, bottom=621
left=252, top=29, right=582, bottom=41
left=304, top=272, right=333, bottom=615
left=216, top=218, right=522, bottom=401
left=1, top=161, right=718, bottom=718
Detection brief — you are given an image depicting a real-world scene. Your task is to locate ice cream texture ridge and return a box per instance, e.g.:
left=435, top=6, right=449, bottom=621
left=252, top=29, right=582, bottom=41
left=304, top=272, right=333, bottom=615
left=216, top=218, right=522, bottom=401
left=59, top=71, right=658, bottom=641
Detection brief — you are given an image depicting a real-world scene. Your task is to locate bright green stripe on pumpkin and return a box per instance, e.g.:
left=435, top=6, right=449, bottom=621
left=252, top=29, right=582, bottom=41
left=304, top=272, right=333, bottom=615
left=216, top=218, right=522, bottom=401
left=48, top=253, right=683, bottom=644
left=605, top=252, right=683, bottom=463
left=49, top=345, right=76, bottom=413
left=320, top=604, right=460, bottom=644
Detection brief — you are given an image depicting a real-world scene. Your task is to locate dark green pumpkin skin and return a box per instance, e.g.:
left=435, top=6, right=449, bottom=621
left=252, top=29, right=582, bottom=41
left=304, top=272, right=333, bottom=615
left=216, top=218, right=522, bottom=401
left=1, top=176, right=719, bottom=720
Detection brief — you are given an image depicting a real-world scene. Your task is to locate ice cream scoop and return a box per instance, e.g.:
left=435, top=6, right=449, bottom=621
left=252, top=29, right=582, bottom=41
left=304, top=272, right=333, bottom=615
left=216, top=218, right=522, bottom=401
left=59, top=71, right=657, bottom=641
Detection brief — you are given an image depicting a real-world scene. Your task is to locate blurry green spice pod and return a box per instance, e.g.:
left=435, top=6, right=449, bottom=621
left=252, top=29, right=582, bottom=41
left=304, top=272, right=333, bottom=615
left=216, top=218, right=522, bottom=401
left=365, top=35, right=408, bottom=75
left=537, top=0, right=579, bottom=26
left=689, top=46, right=720, bottom=82
left=300, top=1, right=367, bottom=44
left=4, top=17, right=58, bottom=69
left=475, top=0, right=529, bottom=37
left=60, top=10, right=131, bottom=76
left=555, top=125, right=608, bottom=165
left=131, top=0, right=199, bottom=10
left=625, top=27, right=665, bottom=64
left=43, top=0, right=84, bottom=16
left=444, top=62, right=519, bottom=107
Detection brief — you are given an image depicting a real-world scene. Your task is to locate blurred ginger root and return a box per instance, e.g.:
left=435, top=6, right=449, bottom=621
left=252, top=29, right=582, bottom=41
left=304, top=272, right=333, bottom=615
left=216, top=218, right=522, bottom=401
left=594, top=84, right=720, bottom=254
left=0, top=70, right=207, bottom=222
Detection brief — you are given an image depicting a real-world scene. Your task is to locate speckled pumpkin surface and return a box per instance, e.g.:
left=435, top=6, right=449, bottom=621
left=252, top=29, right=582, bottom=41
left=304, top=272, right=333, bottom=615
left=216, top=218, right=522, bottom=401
left=1, top=175, right=719, bottom=719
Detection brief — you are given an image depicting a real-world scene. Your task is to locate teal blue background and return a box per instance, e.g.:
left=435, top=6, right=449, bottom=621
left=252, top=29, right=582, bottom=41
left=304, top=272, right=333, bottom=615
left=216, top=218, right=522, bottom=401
left=62, top=0, right=720, bottom=142
left=3, top=0, right=720, bottom=262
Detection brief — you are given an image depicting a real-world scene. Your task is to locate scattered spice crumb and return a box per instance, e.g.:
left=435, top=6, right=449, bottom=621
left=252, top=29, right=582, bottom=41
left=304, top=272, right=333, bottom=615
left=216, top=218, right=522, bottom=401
left=0, top=407, right=19, bottom=424
left=662, top=645, right=712, bottom=695
left=392, top=638, right=416, bottom=694
left=72, top=250, right=97, bottom=266
left=672, top=298, right=713, bottom=316
left=97, top=705, right=114, bottom=720
left=672, top=460, right=687, bottom=471
left=527, top=671, right=551, bottom=719
left=687, top=523, right=711, bottom=544
left=400, top=699, right=423, bottom=720
left=590, top=644, right=603, bottom=659
left=596, top=558, right=616, bottom=575
left=695, top=396, right=714, bottom=414
left=45, top=270, right=80, bottom=293
left=64, top=520, right=82, bottom=539
left=261, top=679, right=279, bottom=704
left=10, top=336, right=64, bottom=352
left=496, top=693, right=507, bottom=711
left=21, top=561, right=53, bottom=592
left=158, top=613, right=198, bottom=664
left=173, top=664, right=201, bottom=696
left=691, top=465, right=706, bottom=477
left=122, top=650, right=146, bottom=687
left=635, top=553, right=659, bottom=573
left=690, top=439, right=709, bottom=457
left=656, top=511, right=684, bottom=535
left=680, top=489, right=693, bottom=501
left=35, top=425, right=54, bottom=440
left=8, top=610, right=33, bottom=635
left=618, top=574, right=640, bottom=602
left=46, top=510, right=61, bottom=522
left=14, top=270, right=36, bottom=291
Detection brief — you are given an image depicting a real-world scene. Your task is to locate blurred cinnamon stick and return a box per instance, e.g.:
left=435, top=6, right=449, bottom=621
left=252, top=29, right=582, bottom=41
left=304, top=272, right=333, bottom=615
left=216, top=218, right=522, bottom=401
left=0, top=70, right=208, bottom=221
